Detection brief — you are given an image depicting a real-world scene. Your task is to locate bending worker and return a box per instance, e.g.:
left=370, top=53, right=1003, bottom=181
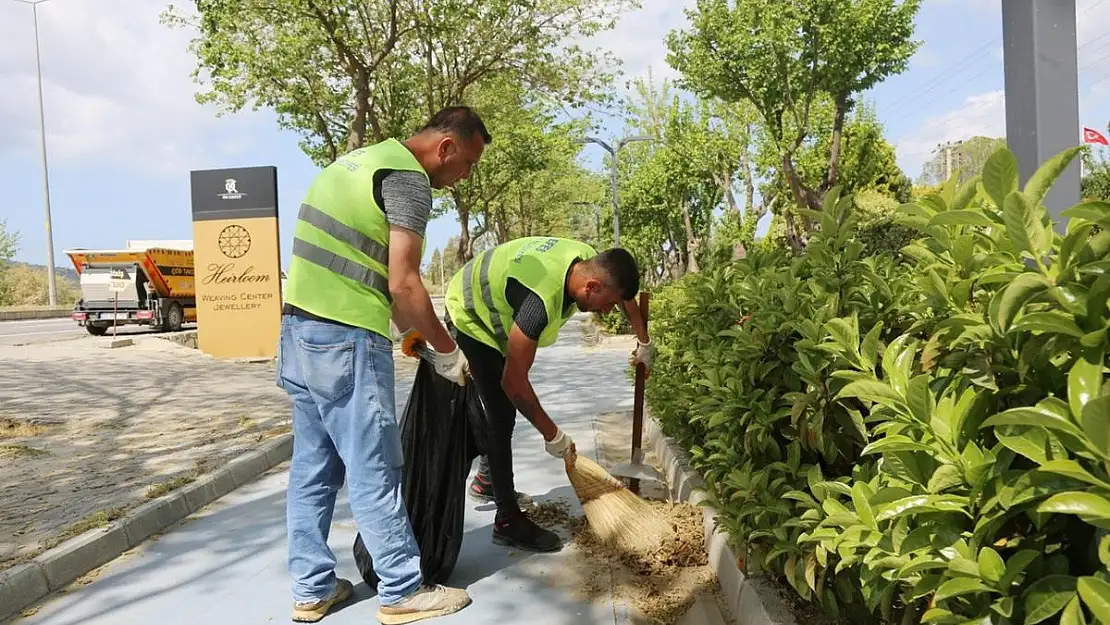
left=278, top=106, right=485, bottom=624
left=440, top=236, right=656, bottom=552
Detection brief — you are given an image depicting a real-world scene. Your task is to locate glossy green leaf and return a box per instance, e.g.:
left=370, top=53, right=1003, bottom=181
left=1062, top=201, right=1110, bottom=223
left=1077, top=576, right=1110, bottom=624
left=983, top=148, right=1019, bottom=209
left=1081, top=395, right=1110, bottom=457
left=994, top=273, right=1053, bottom=332
left=930, top=210, right=994, bottom=228
left=1005, top=191, right=1049, bottom=258
left=1087, top=274, right=1110, bottom=328
left=934, top=577, right=999, bottom=601
left=1038, top=460, right=1110, bottom=491
left=1037, top=492, right=1110, bottom=520
left=1000, top=550, right=1040, bottom=589
left=876, top=495, right=969, bottom=522
left=1025, top=146, right=1082, bottom=209
left=928, top=464, right=965, bottom=493
left=982, top=406, right=1087, bottom=440
left=851, top=482, right=877, bottom=531
left=1060, top=596, right=1087, bottom=625
left=837, top=380, right=904, bottom=408
left=862, top=435, right=934, bottom=455
left=1011, top=311, right=1085, bottom=338
left=1023, top=575, right=1077, bottom=625
left=977, top=547, right=1005, bottom=583
left=1069, top=352, right=1105, bottom=421
left=881, top=334, right=916, bottom=396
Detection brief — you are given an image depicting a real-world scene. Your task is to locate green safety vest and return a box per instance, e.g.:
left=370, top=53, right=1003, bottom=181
left=283, top=138, right=428, bottom=339
left=446, top=236, right=597, bottom=353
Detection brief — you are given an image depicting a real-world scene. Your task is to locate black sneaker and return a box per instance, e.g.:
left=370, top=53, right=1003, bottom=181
left=468, top=472, right=534, bottom=508
left=492, top=511, right=562, bottom=553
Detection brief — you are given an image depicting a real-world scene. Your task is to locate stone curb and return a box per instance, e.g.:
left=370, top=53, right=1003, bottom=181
left=0, top=433, right=293, bottom=623
left=644, top=417, right=798, bottom=625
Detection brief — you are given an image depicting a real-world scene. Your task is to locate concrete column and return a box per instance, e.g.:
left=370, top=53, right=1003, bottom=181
left=1002, top=0, right=1081, bottom=231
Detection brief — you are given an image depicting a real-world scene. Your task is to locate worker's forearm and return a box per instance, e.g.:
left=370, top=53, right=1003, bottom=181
left=390, top=275, right=454, bottom=353
left=503, top=375, right=559, bottom=441
left=623, top=299, right=649, bottom=343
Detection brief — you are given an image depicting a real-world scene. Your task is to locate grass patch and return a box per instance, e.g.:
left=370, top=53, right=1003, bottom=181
left=44, top=507, right=128, bottom=549
left=0, top=444, right=48, bottom=458
left=0, top=417, right=53, bottom=440
left=256, top=424, right=291, bottom=442
left=144, top=475, right=196, bottom=500
left=237, top=415, right=256, bottom=431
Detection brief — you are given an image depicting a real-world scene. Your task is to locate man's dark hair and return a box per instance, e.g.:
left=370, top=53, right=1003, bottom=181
left=420, top=105, right=492, bottom=145
left=590, top=247, right=640, bottom=300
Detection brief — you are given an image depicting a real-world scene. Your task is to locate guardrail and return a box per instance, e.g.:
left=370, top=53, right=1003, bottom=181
left=0, top=307, right=72, bottom=322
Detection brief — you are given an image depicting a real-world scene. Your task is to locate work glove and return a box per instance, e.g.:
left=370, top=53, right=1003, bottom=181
left=400, top=328, right=424, bottom=359
left=545, top=428, right=575, bottom=459
left=432, top=345, right=469, bottom=386
left=630, top=338, right=657, bottom=370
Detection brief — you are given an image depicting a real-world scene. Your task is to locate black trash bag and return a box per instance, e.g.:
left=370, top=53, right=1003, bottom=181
left=353, top=357, right=494, bottom=588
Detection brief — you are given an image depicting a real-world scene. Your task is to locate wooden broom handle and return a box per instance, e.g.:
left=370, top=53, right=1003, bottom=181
left=630, top=291, right=649, bottom=494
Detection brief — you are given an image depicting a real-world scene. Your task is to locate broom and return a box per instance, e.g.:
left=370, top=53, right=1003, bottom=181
left=564, top=451, right=674, bottom=555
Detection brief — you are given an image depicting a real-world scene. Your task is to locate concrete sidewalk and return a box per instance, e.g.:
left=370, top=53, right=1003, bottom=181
left=18, top=317, right=641, bottom=625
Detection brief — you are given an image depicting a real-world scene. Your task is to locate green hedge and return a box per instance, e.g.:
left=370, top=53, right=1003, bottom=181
left=646, top=146, right=1110, bottom=625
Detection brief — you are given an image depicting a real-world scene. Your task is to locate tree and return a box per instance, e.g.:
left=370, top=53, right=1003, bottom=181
left=446, top=77, right=594, bottom=262
left=0, top=219, right=17, bottom=264
left=1081, top=146, right=1110, bottom=201
left=666, top=0, right=921, bottom=246
left=164, top=0, right=632, bottom=164
left=917, top=136, right=1007, bottom=186
left=758, top=99, right=911, bottom=204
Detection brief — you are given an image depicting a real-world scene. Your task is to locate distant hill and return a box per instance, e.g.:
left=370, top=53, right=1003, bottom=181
left=6, top=262, right=78, bottom=283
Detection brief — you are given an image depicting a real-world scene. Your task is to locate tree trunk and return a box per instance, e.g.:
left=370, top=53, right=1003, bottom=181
left=454, top=188, right=473, bottom=263
left=740, top=130, right=755, bottom=215
left=781, top=156, right=809, bottom=249
left=825, top=92, right=850, bottom=192
left=346, top=68, right=370, bottom=153
left=681, top=197, right=700, bottom=274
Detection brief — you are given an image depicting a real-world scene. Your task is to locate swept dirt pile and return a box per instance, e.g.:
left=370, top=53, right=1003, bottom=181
left=528, top=498, right=716, bottom=624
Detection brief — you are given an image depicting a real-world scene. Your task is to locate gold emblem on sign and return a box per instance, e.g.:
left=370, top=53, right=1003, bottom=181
left=217, top=225, right=251, bottom=259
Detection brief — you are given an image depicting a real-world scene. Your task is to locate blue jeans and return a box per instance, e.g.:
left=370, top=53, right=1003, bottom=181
left=277, top=314, right=423, bottom=605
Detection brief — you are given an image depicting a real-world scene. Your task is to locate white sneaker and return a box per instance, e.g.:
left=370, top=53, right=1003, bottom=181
left=376, top=584, right=472, bottom=624
left=292, top=578, right=353, bottom=622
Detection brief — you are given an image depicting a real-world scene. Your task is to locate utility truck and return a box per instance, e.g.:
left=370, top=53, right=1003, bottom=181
left=64, top=241, right=196, bottom=336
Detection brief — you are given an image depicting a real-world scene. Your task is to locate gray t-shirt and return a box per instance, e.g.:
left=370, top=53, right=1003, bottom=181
left=378, top=170, right=432, bottom=237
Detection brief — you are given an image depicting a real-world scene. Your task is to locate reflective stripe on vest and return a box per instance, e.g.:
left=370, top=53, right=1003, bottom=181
left=296, top=203, right=389, bottom=266
left=460, top=249, right=506, bottom=343
left=291, top=236, right=391, bottom=302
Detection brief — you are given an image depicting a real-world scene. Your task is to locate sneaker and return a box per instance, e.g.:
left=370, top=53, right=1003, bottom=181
left=292, top=578, right=353, bottom=622
left=492, top=511, right=562, bottom=553
left=468, top=473, right=534, bottom=508
left=376, top=584, right=472, bottom=624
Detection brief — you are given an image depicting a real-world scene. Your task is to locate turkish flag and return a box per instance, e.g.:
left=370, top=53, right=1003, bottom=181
left=1083, top=127, right=1109, bottom=145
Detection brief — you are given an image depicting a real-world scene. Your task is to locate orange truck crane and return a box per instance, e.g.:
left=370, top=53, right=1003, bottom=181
left=64, top=240, right=197, bottom=336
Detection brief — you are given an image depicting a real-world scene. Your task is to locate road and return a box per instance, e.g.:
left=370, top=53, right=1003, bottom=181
left=0, top=296, right=446, bottom=347
left=0, top=318, right=165, bottom=347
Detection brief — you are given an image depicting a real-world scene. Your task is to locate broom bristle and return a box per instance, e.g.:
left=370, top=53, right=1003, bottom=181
left=566, top=454, right=674, bottom=554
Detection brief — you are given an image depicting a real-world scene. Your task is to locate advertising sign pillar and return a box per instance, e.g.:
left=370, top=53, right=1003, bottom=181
left=188, top=166, right=282, bottom=359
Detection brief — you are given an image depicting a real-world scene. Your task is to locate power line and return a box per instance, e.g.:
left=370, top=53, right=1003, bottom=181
left=883, top=38, right=1000, bottom=112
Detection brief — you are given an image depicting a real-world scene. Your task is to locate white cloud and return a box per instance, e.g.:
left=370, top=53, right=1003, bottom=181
left=581, top=1, right=697, bottom=90
left=894, top=90, right=1006, bottom=178
left=0, top=0, right=263, bottom=176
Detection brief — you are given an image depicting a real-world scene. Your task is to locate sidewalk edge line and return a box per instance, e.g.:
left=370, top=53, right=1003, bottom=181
left=0, top=433, right=293, bottom=623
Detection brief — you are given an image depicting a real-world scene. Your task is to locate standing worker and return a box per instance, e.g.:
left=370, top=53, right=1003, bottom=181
left=277, top=106, right=488, bottom=624
left=435, top=236, right=656, bottom=552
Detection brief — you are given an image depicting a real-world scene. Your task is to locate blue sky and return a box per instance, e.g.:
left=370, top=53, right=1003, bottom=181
left=2, top=0, right=1109, bottom=273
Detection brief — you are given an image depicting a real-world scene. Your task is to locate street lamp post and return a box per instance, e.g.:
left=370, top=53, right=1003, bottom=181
left=13, top=0, right=57, bottom=306
left=575, top=134, right=652, bottom=247
left=572, top=201, right=602, bottom=249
